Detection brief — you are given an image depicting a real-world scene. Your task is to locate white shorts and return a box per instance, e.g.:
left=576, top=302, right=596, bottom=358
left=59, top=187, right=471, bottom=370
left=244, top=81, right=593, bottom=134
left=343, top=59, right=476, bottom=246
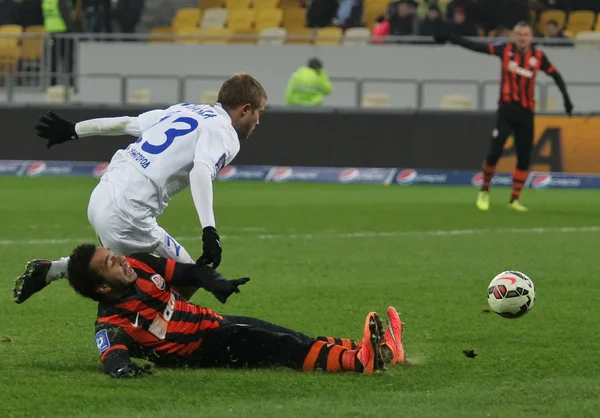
left=87, top=179, right=193, bottom=264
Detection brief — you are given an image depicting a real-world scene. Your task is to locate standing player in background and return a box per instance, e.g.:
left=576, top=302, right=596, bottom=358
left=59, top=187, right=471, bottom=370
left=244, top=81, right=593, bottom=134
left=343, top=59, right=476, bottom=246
left=435, top=22, right=573, bottom=212
left=14, top=73, right=267, bottom=304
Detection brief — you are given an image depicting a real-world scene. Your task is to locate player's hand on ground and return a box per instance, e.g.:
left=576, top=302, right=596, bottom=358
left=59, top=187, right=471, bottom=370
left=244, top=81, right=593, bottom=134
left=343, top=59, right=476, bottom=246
left=564, top=97, right=574, bottom=116
left=35, top=111, right=78, bottom=149
left=198, top=226, right=222, bottom=269
left=110, top=361, right=152, bottom=379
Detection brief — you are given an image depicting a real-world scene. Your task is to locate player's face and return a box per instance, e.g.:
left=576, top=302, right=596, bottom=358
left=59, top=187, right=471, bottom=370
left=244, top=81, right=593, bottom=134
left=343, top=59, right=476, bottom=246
left=513, top=26, right=532, bottom=50
left=237, top=98, right=266, bottom=140
left=90, top=248, right=138, bottom=293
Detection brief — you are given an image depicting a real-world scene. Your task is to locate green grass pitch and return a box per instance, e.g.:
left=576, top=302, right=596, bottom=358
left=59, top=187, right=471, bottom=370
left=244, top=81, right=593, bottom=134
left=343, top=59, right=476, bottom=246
left=1, top=177, right=600, bottom=418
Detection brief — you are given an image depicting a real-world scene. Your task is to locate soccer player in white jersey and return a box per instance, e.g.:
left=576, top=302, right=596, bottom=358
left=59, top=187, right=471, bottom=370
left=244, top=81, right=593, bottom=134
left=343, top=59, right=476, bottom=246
left=14, top=73, right=267, bottom=304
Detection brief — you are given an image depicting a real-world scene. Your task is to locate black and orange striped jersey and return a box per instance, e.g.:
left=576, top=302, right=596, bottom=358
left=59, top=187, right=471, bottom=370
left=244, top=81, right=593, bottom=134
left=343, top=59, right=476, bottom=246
left=487, top=42, right=556, bottom=110
left=94, top=253, right=223, bottom=373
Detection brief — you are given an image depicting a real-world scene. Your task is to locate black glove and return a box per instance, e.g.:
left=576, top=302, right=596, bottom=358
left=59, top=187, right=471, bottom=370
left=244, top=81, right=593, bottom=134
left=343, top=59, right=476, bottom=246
left=110, top=361, right=152, bottom=379
left=197, top=226, right=222, bottom=269
left=202, top=270, right=250, bottom=304
left=564, top=97, right=574, bottom=116
left=35, top=111, right=78, bottom=149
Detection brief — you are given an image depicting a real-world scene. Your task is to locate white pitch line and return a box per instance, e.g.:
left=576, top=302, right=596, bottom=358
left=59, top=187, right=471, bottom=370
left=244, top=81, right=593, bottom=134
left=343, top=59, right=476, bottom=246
left=0, top=226, right=599, bottom=246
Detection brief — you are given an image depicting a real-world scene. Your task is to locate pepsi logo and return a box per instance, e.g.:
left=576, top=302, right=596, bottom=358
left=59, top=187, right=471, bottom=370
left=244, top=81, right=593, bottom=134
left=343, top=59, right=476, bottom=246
left=26, top=161, right=47, bottom=176
left=271, top=167, right=293, bottom=182
left=531, top=174, right=552, bottom=188
left=396, top=169, right=417, bottom=184
left=471, top=172, right=484, bottom=187
left=339, top=168, right=359, bottom=182
left=217, top=165, right=237, bottom=180
left=93, top=163, right=108, bottom=178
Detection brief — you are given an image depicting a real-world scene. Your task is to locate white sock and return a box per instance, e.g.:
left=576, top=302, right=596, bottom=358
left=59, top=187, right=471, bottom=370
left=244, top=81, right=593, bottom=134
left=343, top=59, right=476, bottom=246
left=47, top=257, right=70, bottom=282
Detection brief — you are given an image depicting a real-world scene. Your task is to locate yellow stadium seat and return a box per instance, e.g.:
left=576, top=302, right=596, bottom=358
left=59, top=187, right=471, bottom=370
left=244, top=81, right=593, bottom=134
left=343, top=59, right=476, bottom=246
left=253, top=0, right=278, bottom=10
left=198, top=0, right=223, bottom=9
left=231, top=27, right=257, bottom=43
left=343, top=27, right=370, bottom=45
left=538, top=10, right=566, bottom=35
left=202, top=27, right=233, bottom=43
left=150, top=26, right=173, bottom=42
left=315, top=27, right=342, bottom=45
left=256, top=8, right=283, bottom=30
left=172, top=8, right=202, bottom=26
left=0, top=25, right=23, bottom=49
left=285, top=27, right=313, bottom=44
left=21, top=26, right=45, bottom=60
left=566, top=10, right=595, bottom=35
left=226, top=0, right=252, bottom=10
left=0, top=45, right=21, bottom=74
left=283, top=8, right=306, bottom=29
left=259, top=27, right=286, bottom=44
left=279, top=0, right=300, bottom=9
left=175, top=27, right=204, bottom=43
left=200, top=8, right=228, bottom=28
left=228, top=9, right=255, bottom=30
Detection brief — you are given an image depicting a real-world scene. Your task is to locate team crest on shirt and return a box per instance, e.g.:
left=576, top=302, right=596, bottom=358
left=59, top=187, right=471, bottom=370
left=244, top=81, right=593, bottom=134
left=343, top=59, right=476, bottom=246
left=151, top=274, right=166, bottom=290
left=529, top=56, right=537, bottom=67
left=215, top=153, right=227, bottom=172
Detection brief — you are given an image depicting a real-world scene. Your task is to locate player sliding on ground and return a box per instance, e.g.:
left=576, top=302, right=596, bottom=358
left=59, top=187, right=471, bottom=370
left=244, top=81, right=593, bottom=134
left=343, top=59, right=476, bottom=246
left=14, top=73, right=267, bottom=304
left=66, top=244, right=406, bottom=377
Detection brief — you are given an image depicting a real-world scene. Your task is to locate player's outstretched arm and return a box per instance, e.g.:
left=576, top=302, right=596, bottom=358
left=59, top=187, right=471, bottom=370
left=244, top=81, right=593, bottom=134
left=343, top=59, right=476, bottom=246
left=36, top=109, right=167, bottom=149
left=128, top=253, right=249, bottom=303
left=433, top=32, right=491, bottom=55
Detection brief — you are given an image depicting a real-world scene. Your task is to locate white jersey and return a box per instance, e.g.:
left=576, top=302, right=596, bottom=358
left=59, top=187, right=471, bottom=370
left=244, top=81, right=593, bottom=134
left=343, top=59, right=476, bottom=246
left=75, top=103, right=240, bottom=228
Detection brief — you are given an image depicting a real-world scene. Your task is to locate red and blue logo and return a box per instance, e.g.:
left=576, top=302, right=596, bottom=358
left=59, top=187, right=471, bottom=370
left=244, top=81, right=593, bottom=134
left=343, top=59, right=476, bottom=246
left=217, top=165, right=237, bottom=180
left=396, top=169, right=417, bottom=185
left=93, top=163, right=108, bottom=178
left=531, top=173, right=552, bottom=189
left=270, top=167, right=293, bottom=182
left=339, top=168, right=360, bottom=182
left=471, top=172, right=484, bottom=187
left=26, top=161, right=47, bottom=176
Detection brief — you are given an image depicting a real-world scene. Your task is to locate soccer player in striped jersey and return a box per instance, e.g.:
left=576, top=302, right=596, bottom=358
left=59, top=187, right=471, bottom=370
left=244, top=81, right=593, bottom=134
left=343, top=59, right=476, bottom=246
left=67, top=244, right=406, bottom=377
left=435, top=22, right=573, bottom=212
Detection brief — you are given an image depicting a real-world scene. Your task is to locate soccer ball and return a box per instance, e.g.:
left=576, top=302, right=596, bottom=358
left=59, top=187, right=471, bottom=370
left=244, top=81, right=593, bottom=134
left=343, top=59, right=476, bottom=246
left=487, top=271, right=535, bottom=319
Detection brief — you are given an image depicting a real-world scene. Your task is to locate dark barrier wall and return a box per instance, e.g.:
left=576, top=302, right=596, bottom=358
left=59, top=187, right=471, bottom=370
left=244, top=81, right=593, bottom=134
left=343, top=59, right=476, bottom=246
left=0, top=106, right=498, bottom=170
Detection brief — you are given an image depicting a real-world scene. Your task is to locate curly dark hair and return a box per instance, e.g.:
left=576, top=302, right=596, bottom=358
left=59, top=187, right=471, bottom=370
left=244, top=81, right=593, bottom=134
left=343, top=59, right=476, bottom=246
left=67, top=244, right=106, bottom=302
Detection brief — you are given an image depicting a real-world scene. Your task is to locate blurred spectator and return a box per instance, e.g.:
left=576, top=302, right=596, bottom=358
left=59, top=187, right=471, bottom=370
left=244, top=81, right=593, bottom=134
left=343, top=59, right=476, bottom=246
left=332, top=0, right=363, bottom=29
left=418, top=5, right=443, bottom=36
left=446, top=0, right=478, bottom=25
left=416, top=0, right=447, bottom=18
left=0, top=0, right=16, bottom=26
left=545, top=19, right=565, bottom=37
left=372, top=14, right=390, bottom=43
left=82, top=0, right=112, bottom=34
left=389, top=0, right=420, bottom=36
left=114, top=0, right=144, bottom=35
left=306, top=0, right=338, bottom=28
left=494, top=25, right=512, bottom=38
left=447, top=7, right=477, bottom=37
left=285, top=58, right=333, bottom=107
left=14, top=0, right=44, bottom=27
left=42, top=0, right=76, bottom=87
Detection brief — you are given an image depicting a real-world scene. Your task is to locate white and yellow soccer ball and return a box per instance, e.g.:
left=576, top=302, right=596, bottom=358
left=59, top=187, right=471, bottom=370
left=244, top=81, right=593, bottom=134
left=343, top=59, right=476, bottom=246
left=487, top=271, right=535, bottom=319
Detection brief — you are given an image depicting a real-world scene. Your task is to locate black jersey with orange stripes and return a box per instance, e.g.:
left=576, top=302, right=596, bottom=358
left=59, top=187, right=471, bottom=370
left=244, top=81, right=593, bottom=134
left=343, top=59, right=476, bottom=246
left=94, top=253, right=223, bottom=371
left=487, top=42, right=556, bottom=110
